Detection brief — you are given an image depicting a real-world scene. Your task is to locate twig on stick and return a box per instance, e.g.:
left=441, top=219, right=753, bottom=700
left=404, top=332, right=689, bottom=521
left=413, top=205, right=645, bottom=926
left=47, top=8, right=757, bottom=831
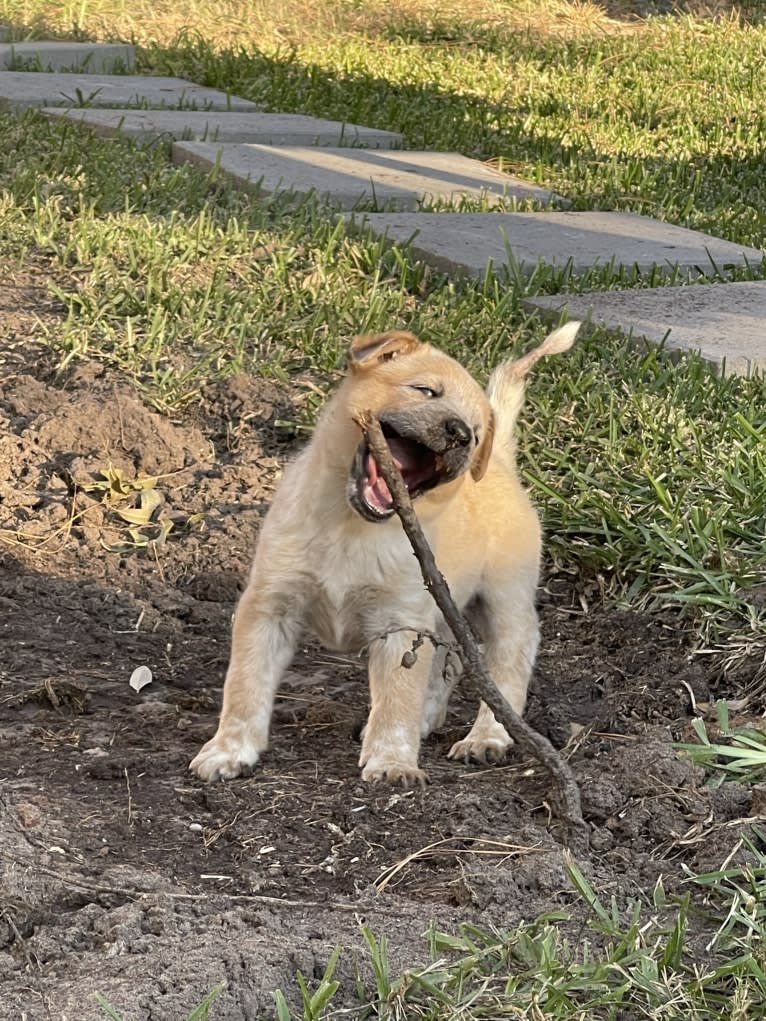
left=357, top=411, right=588, bottom=853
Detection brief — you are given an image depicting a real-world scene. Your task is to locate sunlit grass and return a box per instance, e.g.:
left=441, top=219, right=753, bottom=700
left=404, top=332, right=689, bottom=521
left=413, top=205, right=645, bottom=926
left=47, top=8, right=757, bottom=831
left=677, top=702, right=766, bottom=787
left=0, top=0, right=632, bottom=51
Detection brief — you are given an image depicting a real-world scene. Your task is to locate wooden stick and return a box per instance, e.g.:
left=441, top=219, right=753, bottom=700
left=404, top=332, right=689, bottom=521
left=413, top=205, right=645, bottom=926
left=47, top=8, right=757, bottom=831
left=358, top=412, right=588, bottom=853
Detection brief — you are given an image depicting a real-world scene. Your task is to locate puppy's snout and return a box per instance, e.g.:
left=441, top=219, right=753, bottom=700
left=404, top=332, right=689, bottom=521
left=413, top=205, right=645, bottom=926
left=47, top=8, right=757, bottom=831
left=444, top=417, right=472, bottom=448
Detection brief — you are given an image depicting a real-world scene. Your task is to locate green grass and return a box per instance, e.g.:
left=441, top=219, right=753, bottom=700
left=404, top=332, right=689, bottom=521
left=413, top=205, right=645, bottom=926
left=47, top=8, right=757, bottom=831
left=685, top=826, right=766, bottom=953
left=268, top=855, right=766, bottom=1019
left=677, top=701, right=766, bottom=786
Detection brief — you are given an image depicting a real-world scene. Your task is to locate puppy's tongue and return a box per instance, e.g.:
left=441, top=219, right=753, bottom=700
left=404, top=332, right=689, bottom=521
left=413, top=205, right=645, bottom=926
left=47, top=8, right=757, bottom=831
left=363, top=452, right=393, bottom=513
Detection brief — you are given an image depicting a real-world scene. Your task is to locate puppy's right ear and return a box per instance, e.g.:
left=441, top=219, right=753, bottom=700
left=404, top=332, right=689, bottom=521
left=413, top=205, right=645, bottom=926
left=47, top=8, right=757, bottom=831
left=348, top=330, right=420, bottom=371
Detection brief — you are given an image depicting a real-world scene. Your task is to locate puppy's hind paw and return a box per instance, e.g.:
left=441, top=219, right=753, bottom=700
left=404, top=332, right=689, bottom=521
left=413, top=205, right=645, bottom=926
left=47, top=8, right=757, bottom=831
left=189, top=734, right=261, bottom=782
left=448, top=736, right=511, bottom=765
left=361, top=759, right=427, bottom=788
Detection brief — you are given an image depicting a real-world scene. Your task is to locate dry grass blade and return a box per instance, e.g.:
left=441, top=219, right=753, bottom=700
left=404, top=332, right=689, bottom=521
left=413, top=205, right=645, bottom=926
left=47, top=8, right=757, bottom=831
left=0, top=501, right=94, bottom=553
left=375, top=835, right=545, bottom=893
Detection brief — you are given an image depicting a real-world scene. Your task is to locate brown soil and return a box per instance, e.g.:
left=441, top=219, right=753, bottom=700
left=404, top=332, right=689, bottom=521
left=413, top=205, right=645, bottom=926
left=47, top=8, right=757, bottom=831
left=0, top=281, right=761, bottom=1020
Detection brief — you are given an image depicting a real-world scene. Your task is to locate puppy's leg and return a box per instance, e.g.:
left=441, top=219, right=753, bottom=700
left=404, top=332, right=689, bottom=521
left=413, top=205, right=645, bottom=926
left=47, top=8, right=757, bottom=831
left=448, top=575, right=539, bottom=763
left=190, top=585, right=300, bottom=781
left=360, top=631, right=434, bottom=785
left=420, top=645, right=461, bottom=739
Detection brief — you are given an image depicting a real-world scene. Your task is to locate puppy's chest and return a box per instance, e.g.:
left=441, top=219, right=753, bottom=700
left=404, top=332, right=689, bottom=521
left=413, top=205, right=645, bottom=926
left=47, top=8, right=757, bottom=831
left=303, top=535, right=424, bottom=651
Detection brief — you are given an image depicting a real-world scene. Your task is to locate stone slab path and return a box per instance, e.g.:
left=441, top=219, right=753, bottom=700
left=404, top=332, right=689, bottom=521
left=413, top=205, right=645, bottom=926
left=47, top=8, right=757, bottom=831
left=1, top=41, right=764, bottom=373
left=349, top=211, right=763, bottom=276
left=527, top=281, right=766, bottom=377
left=0, top=41, right=134, bottom=72
left=43, top=108, right=403, bottom=146
left=0, top=72, right=257, bottom=110
left=171, top=144, right=557, bottom=209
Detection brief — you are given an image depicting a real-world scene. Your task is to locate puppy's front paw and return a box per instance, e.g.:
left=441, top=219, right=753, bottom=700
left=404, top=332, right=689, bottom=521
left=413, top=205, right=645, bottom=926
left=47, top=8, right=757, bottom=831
left=189, top=733, right=261, bottom=782
left=360, top=758, right=427, bottom=787
left=448, top=735, right=511, bottom=765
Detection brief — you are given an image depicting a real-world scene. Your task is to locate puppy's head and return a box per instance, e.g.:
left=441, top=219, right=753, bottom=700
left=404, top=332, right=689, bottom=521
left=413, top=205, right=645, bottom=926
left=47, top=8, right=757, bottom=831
left=342, top=330, right=494, bottom=523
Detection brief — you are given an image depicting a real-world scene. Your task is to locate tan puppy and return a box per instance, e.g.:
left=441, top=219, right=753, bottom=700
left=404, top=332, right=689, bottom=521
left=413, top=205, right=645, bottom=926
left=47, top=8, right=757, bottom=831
left=191, top=322, right=579, bottom=785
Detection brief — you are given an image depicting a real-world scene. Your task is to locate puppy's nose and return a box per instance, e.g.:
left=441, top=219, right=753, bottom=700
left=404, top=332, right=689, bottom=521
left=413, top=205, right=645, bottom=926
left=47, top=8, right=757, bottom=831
left=444, top=417, right=472, bottom=448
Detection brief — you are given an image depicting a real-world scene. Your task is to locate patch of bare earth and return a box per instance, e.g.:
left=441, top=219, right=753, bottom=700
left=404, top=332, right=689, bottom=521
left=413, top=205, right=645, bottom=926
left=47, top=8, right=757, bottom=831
left=0, top=281, right=761, bottom=1019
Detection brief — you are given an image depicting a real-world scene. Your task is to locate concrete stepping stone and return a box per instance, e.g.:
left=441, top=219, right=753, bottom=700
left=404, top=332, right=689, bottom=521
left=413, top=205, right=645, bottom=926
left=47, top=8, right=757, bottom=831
left=0, top=72, right=256, bottom=110
left=527, top=281, right=766, bottom=377
left=349, top=211, right=762, bottom=276
left=171, top=143, right=557, bottom=209
left=0, top=41, right=135, bottom=72
left=42, top=108, right=402, bottom=147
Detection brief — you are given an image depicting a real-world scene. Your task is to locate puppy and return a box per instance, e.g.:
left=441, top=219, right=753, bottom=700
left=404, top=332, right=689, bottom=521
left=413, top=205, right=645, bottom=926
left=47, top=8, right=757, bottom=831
left=190, top=322, right=579, bottom=785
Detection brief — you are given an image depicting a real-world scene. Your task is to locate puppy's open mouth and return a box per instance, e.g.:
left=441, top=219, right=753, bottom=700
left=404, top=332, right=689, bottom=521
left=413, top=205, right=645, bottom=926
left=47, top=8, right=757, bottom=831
left=352, top=424, right=447, bottom=522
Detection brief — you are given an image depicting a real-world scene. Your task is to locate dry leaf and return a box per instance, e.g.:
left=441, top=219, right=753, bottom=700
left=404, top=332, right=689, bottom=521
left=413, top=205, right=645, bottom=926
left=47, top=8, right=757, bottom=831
left=129, top=665, right=153, bottom=692
left=115, top=487, right=164, bottom=525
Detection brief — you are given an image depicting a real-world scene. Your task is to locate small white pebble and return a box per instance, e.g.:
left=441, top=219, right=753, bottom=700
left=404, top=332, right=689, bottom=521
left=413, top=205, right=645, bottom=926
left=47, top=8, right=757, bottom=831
left=189, top=823, right=203, bottom=833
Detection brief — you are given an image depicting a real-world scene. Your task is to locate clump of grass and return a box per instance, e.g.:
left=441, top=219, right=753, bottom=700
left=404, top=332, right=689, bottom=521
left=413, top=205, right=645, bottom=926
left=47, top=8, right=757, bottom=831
left=273, top=947, right=341, bottom=1021
left=676, top=701, right=766, bottom=786
left=523, top=334, right=766, bottom=620
left=685, top=827, right=766, bottom=951
left=271, top=852, right=766, bottom=1019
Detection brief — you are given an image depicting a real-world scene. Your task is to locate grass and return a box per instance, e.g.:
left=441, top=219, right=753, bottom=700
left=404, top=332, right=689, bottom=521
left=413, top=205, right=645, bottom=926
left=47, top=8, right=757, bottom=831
left=267, top=855, right=766, bottom=1019
left=0, top=1, right=765, bottom=1013
left=685, top=827, right=766, bottom=952
left=1, top=93, right=763, bottom=671
left=0, top=0, right=658, bottom=49
left=677, top=701, right=766, bottom=786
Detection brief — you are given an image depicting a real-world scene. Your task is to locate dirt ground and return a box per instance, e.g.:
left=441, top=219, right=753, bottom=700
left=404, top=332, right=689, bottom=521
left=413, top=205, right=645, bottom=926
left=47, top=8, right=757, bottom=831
left=0, top=277, right=762, bottom=1020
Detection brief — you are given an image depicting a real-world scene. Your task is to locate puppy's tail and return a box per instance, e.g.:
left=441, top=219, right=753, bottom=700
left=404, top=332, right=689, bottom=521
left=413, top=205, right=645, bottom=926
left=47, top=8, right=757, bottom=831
left=487, top=321, right=581, bottom=454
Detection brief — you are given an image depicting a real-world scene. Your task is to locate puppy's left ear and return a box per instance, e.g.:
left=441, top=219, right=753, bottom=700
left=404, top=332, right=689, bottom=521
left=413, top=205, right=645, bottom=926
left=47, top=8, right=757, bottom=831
left=471, top=410, right=495, bottom=482
left=348, top=330, right=420, bottom=370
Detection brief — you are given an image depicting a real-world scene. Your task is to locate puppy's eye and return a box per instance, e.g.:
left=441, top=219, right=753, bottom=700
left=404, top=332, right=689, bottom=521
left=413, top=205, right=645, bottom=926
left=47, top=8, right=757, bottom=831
left=410, top=384, right=440, bottom=399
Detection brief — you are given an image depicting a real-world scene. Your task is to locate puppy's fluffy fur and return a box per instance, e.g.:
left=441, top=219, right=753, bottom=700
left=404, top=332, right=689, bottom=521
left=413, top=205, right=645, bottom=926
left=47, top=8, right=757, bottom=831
left=191, top=323, right=579, bottom=785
